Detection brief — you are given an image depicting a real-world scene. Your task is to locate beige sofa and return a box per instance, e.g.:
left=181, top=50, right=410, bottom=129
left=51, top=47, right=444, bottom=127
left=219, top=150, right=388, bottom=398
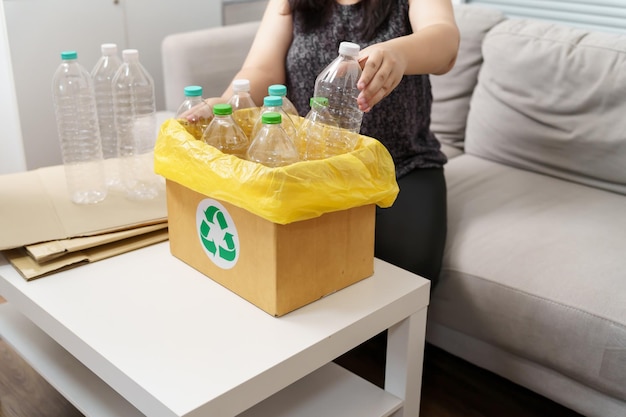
left=428, top=6, right=626, bottom=417
left=161, top=5, right=626, bottom=416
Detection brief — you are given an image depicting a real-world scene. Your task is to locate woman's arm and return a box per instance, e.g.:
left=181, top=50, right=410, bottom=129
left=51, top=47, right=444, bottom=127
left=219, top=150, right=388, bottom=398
left=357, top=0, right=459, bottom=112
left=209, top=0, right=294, bottom=106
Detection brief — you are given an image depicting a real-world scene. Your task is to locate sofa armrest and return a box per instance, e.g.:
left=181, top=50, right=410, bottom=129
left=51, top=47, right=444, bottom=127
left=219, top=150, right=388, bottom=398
left=161, top=21, right=260, bottom=112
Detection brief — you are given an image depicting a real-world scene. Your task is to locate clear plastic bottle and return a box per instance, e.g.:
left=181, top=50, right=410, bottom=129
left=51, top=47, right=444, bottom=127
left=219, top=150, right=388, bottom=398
left=250, top=95, right=297, bottom=142
left=91, top=43, right=122, bottom=190
left=176, top=85, right=212, bottom=140
left=313, top=41, right=364, bottom=134
left=112, top=49, right=160, bottom=201
left=267, top=84, right=298, bottom=117
left=247, top=112, right=299, bottom=168
left=201, top=103, right=250, bottom=159
left=52, top=50, right=107, bottom=205
left=301, top=97, right=349, bottom=161
left=227, top=79, right=259, bottom=139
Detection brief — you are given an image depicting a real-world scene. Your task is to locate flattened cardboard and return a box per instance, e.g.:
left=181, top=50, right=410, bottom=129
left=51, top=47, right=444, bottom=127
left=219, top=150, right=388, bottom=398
left=4, top=228, right=169, bottom=281
left=166, top=180, right=375, bottom=316
left=0, top=164, right=167, bottom=250
left=25, top=222, right=168, bottom=262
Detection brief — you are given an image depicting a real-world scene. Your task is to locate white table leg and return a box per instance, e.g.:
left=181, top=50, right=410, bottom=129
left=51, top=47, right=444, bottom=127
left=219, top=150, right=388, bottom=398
left=385, top=307, right=428, bottom=417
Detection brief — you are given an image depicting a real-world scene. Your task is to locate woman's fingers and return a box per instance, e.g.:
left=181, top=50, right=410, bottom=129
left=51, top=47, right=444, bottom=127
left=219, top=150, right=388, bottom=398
left=357, top=48, right=404, bottom=112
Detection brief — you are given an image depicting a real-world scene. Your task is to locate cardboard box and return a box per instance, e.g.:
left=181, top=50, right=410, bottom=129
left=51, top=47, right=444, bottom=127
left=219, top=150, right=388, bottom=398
left=165, top=179, right=375, bottom=316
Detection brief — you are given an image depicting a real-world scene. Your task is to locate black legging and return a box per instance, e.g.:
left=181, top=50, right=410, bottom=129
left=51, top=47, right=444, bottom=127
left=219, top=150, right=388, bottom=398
left=335, top=167, right=447, bottom=385
left=375, top=167, right=447, bottom=288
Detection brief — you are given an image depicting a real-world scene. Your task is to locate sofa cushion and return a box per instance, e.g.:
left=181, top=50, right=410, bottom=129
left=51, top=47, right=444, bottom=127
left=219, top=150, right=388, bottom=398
left=440, top=142, right=463, bottom=159
left=432, top=154, right=626, bottom=404
left=465, top=19, right=626, bottom=195
left=430, top=4, right=505, bottom=150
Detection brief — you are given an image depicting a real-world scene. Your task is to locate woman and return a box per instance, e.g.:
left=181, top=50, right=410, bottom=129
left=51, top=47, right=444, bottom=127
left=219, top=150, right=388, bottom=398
left=207, top=0, right=459, bottom=288
left=201, top=0, right=458, bottom=384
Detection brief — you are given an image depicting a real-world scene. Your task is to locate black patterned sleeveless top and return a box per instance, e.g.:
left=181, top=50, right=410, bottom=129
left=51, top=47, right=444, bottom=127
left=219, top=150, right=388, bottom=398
left=285, top=0, right=447, bottom=177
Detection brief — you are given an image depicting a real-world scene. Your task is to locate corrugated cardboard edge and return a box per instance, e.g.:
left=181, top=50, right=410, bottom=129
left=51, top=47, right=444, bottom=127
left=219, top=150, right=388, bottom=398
left=4, top=228, right=169, bottom=281
left=25, top=222, right=168, bottom=262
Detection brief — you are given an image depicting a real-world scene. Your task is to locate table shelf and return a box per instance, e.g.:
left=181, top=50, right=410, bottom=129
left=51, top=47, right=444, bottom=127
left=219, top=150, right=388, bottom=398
left=0, top=302, right=403, bottom=417
left=0, top=303, right=143, bottom=417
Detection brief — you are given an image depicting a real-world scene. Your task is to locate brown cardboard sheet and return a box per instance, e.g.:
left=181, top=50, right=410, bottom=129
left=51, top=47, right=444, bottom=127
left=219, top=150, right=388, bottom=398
left=4, top=228, right=169, bottom=281
left=25, top=222, right=168, bottom=262
left=0, top=164, right=168, bottom=250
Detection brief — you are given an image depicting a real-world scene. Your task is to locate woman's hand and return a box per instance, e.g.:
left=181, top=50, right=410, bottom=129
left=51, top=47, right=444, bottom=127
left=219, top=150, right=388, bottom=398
left=355, top=0, right=459, bottom=113
left=356, top=44, right=407, bottom=112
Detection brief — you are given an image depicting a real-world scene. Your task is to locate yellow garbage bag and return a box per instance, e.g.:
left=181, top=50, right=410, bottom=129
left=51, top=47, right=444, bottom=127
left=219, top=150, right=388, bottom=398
left=154, top=119, right=399, bottom=225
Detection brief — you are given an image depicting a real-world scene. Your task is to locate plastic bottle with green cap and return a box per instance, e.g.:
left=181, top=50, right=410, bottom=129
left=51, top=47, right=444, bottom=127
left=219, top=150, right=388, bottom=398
left=52, top=50, right=107, bottom=204
left=176, top=85, right=212, bottom=140
left=267, top=84, right=298, bottom=117
left=201, top=103, right=250, bottom=159
left=247, top=112, right=299, bottom=167
left=300, top=97, right=347, bottom=160
left=250, top=95, right=298, bottom=141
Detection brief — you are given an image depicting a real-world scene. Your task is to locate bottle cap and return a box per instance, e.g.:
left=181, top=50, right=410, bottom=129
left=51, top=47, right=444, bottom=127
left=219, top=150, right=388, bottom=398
left=213, top=103, right=233, bottom=115
left=338, top=41, right=360, bottom=57
left=310, top=97, right=329, bottom=107
left=122, top=49, right=139, bottom=61
left=268, top=84, right=287, bottom=97
left=61, top=51, right=78, bottom=60
left=263, top=96, right=283, bottom=107
left=101, top=43, right=118, bottom=55
left=262, top=112, right=282, bottom=124
left=184, top=86, right=203, bottom=97
left=232, top=79, right=251, bottom=92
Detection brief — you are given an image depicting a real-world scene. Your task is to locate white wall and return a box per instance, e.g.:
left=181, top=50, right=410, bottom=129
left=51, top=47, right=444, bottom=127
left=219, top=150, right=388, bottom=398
left=2, top=0, right=222, bottom=171
left=0, top=1, right=26, bottom=175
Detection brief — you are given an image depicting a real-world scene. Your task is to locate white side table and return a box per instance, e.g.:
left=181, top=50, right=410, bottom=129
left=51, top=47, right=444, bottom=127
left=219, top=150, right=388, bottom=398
left=0, top=242, right=430, bottom=416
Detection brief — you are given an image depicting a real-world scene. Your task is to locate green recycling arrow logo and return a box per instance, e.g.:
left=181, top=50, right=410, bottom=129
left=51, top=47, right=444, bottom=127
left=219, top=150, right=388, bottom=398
left=196, top=199, right=239, bottom=269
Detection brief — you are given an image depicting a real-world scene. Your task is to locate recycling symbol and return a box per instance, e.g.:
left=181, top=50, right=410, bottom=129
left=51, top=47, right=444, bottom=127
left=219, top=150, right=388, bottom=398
left=196, top=199, right=239, bottom=269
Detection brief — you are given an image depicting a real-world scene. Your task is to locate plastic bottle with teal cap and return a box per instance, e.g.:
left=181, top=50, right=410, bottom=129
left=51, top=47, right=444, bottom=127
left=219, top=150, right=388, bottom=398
left=250, top=95, right=298, bottom=141
left=176, top=85, right=212, bottom=140
left=52, top=50, right=107, bottom=204
left=268, top=84, right=298, bottom=116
